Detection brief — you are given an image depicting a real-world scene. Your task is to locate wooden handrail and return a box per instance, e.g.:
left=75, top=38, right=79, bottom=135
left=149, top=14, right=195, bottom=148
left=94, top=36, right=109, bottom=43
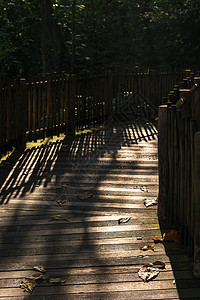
left=158, top=72, right=200, bottom=277
left=0, top=68, right=185, bottom=156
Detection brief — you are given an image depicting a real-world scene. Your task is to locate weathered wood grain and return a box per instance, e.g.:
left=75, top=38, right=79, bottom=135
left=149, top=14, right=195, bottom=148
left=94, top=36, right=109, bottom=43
left=0, top=120, right=199, bottom=299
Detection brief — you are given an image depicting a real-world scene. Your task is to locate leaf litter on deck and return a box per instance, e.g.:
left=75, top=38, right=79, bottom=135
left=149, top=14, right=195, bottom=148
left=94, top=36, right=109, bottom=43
left=138, top=260, right=166, bottom=282
left=49, top=215, right=68, bottom=222
left=20, top=265, right=66, bottom=294
left=77, top=191, right=93, bottom=200
left=56, top=199, right=67, bottom=206
left=153, top=229, right=179, bottom=243
left=20, top=279, right=35, bottom=293
left=118, top=217, right=132, bottom=225
left=138, top=265, right=159, bottom=282
left=139, top=244, right=154, bottom=251
left=144, top=198, right=158, bottom=207
left=33, top=265, right=45, bottom=273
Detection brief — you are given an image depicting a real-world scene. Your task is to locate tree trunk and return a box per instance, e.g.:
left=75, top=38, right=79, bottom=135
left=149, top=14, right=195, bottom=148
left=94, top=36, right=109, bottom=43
left=40, top=0, right=66, bottom=71
left=41, top=0, right=48, bottom=73
left=71, top=0, right=76, bottom=73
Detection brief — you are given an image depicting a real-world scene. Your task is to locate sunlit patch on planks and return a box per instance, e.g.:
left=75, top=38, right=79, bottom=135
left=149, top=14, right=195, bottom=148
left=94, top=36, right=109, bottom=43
left=0, top=119, right=200, bottom=299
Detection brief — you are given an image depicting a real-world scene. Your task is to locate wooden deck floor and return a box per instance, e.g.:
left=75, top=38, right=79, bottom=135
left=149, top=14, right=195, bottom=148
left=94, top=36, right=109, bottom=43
left=0, top=120, right=200, bottom=299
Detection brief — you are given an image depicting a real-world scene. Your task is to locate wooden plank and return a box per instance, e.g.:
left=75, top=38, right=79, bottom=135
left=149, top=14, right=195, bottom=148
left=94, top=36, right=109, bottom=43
left=0, top=119, right=199, bottom=299
left=0, top=280, right=196, bottom=297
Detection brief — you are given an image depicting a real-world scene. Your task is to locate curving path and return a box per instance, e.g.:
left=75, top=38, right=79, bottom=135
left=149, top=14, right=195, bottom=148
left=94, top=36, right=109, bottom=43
left=0, top=119, right=200, bottom=299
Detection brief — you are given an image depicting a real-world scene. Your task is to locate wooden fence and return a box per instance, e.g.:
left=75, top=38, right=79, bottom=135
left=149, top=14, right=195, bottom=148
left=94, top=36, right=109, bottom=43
left=0, top=68, right=184, bottom=156
left=158, top=72, right=200, bottom=277
left=0, top=77, right=27, bottom=153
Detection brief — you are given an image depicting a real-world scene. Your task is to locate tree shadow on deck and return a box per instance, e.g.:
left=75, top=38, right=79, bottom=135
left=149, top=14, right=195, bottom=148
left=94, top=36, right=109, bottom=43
left=0, top=119, right=158, bottom=298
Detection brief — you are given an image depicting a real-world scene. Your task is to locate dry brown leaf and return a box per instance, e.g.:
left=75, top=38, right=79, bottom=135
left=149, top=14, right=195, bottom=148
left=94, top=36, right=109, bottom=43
left=56, top=200, right=66, bottom=206
left=40, top=274, right=49, bottom=281
left=137, top=255, right=150, bottom=258
left=138, top=266, right=159, bottom=282
left=144, top=198, right=158, bottom=207
left=33, top=265, right=45, bottom=273
left=153, top=229, right=179, bottom=243
left=140, top=186, right=148, bottom=192
left=139, top=244, right=154, bottom=251
left=48, top=277, right=66, bottom=284
left=152, top=261, right=165, bottom=269
left=56, top=183, right=70, bottom=189
left=20, top=279, right=36, bottom=293
left=49, top=215, right=68, bottom=222
left=26, top=273, right=44, bottom=281
left=118, top=217, right=132, bottom=225
left=152, top=237, right=163, bottom=243
left=77, top=191, right=93, bottom=200
left=142, top=263, right=153, bottom=268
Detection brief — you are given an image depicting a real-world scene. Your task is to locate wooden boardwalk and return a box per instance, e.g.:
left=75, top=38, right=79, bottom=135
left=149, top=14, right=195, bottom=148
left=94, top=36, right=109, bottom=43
left=0, top=119, right=200, bottom=299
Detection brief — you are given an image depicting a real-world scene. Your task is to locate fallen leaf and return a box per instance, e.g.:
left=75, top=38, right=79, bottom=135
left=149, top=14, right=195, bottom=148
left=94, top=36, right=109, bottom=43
left=140, top=186, right=148, bottom=192
left=56, top=200, right=66, bottom=206
left=77, top=191, right=93, bottom=200
left=152, top=261, right=165, bottom=269
left=48, top=277, right=66, bottom=283
left=118, top=217, right=132, bottom=225
left=41, top=274, right=50, bottom=281
left=56, top=183, right=70, bottom=189
left=26, top=273, right=44, bottom=281
left=143, top=263, right=153, bottom=267
left=137, top=255, right=149, bottom=258
left=137, top=237, right=143, bottom=240
left=144, top=198, right=158, bottom=207
left=152, top=237, right=163, bottom=243
left=20, top=279, right=36, bottom=293
left=49, top=215, right=68, bottom=222
left=153, top=229, right=179, bottom=243
left=138, top=266, right=159, bottom=282
left=33, top=265, right=45, bottom=273
left=133, top=186, right=148, bottom=192
left=140, top=244, right=154, bottom=251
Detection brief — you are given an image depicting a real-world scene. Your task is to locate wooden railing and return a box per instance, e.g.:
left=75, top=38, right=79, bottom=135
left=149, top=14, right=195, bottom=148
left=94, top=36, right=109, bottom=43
left=158, top=72, right=200, bottom=277
left=26, top=73, right=76, bottom=141
left=0, top=68, right=184, bottom=156
left=0, top=77, right=27, bottom=153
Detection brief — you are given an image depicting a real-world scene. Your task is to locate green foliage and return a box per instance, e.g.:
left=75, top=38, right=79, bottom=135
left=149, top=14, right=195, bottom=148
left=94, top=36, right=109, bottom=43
left=0, top=0, right=200, bottom=80
left=0, top=0, right=41, bottom=81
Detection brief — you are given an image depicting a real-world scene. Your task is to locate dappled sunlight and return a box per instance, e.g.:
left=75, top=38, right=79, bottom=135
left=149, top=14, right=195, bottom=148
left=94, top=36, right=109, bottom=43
left=0, top=141, right=62, bottom=203
left=0, top=119, right=176, bottom=298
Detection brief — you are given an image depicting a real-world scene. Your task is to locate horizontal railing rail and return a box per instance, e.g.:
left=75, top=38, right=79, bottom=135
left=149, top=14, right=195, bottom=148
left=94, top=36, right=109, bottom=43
left=0, top=68, right=185, bottom=156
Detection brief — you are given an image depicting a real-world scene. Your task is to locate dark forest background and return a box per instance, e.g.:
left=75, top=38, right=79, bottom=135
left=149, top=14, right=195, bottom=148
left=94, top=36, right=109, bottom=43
left=1, top=0, right=200, bottom=81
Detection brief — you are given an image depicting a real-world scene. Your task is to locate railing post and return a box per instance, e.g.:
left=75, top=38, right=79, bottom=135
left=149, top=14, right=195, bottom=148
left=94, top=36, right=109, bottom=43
left=158, top=104, right=168, bottom=221
left=105, top=70, right=113, bottom=120
left=67, top=74, right=76, bottom=136
left=149, top=69, right=156, bottom=107
left=18, top=78, right=27, bottom=149
left=194, top=131, right=200, bottom=278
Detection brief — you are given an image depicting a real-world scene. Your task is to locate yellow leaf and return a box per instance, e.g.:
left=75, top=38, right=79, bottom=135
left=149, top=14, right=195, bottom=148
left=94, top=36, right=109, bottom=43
left=20, top=279, right=35, bottom=293
left=140, top=244, right=154, bottom=251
